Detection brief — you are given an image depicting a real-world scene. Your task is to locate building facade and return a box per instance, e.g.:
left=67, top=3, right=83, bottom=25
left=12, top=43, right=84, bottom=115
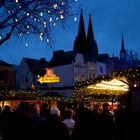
left=0, top=60, right=15, bottom=90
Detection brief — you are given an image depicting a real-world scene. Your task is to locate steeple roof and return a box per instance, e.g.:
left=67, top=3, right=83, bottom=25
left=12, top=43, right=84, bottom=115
left=86, top=13, right=98, bottom=62
left=78, top=8, right=86, bottom=38
left=87, top=14, right=94, bottom=41
left=120, top=34, right=126, bottom=60
left=73, top=8, right=87, bottom=54
left=121, top=34, right=125, bottom=51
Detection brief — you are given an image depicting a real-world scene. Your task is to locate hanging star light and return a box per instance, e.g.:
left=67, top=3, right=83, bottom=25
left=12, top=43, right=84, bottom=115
left=25, top=43, right=28, bottom=47
left=74, top=17, right=77, bottom=21
left=0, top=0, right=79, bottom=46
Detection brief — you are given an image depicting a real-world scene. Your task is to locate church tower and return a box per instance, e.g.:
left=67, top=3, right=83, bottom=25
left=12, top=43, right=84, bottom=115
left=73, top=8, right=87, bottom=54
left=120, top=34, right=126, bottom=60
left=86, top=14, right=98, bottom=62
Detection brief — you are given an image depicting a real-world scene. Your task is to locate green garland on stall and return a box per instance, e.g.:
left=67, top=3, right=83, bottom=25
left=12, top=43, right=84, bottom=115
left=0, top=89, right=40, bottom=100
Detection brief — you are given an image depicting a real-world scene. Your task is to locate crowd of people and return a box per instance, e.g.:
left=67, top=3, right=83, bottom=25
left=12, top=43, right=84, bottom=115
left=0, top=101, right=137, bottom=140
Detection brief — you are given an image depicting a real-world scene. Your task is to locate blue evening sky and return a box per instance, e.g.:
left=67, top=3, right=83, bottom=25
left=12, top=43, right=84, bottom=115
left=0, top=0, right=140, bottom=65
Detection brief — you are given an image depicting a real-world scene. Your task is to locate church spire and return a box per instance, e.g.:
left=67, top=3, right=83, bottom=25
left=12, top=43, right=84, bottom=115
left=73, top=8, right=87, bottom=54
left=78, top=8, right=86, bottom=38
left=121, top=34, right=125, bottom=51
left=86, top=13, right=98, bottom=62
left=120, top=34, right=126, bottom=60
left=87, top=13, right=94, bottom=41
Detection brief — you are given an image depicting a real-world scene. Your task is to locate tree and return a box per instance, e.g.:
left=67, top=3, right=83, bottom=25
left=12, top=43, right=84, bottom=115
left=0, top=0, right=78, bottom=46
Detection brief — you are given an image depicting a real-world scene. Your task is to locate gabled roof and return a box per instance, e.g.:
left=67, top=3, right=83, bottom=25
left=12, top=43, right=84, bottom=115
left=23, top=57, right=40, bottom=70
left=23, top=57, right=49, bottom=74
left=0, top=60, right=12, bottom=67
left=97, top=53, right=110, bottom=62
left=50, top=50, right=76, bottom=67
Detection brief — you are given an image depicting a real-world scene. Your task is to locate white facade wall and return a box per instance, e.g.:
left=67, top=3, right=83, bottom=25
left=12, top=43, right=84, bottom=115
left=49, top=64, right=74, bottom=87
left=48, top=53, right=86, bottom=97
left=48, top=64, right=74, bottom=97
left=73, top=54, right=86, bottom=82
left=95, top=62, right=107, bottom=77
left=16, top=59, right=33, bottom=89
left=85, top=61, right=96, bottom=80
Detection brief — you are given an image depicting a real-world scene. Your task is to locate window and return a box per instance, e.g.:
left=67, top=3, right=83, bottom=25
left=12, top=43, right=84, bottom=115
left=100, top=66, right=103, bottom=73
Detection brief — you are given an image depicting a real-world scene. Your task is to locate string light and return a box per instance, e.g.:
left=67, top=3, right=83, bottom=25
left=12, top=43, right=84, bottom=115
left=44, top=21, right=47, bottom=27
left=49, top=17, right=52, bottom=22
left=40, top=37, right=43, bottom=41
left=0, top=0, right=79, bottom=48
left=60, top=15, right=64, bottom=19
left=62, top=2, right=64, bottom=5
left=26, top=13, right=30, bottom=16
left=25, top=43, right=28, bottom=47
left=0, top=36, right=2, bottom=40
left=47, top=38, right=49, bottom=42
left=40, top=33, right=43, bottom=40
left=60, top=10, right=64, bottom=14
left=40, top=12, right=43, bottom=16
left=15, top=18, right=18, bottom=22
left=53, top=4, right=58, bottom=9
left=44, top=21, right=46, bottom=25
left=74, top=17, right=77, bottom=21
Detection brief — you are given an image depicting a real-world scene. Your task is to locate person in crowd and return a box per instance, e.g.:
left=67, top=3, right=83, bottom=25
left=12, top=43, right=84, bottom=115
left=4, top=102, right=39, bottom=140
left=114, top=103, right=129, bottom=140
left=0, top=105, right=12, bottom=140
left=40, top=107, right=71, bottom=140
left=30, top=103, right=43, bottom=123
left=62, top=109, right=75, bottom=136
left=72, top=102, right=97, bottom=140
left=39, top=102, right=50, bottom=120
left=0, top=106, right=2, bottom=113
left=98, top=102, right=115, bottom=140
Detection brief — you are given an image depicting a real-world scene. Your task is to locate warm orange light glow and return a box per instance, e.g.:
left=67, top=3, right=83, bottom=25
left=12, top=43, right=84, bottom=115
left=31, top=83, right=35, bottom=90
left=88, top=79, right=129, bottom=91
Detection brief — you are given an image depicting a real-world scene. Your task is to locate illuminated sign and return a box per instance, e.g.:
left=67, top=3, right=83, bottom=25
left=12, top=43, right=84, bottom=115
left=37, top=68, right=60, bottom=84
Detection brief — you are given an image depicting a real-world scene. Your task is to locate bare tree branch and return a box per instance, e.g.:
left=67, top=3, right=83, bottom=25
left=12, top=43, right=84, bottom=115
left=0, top=0, right=78, bottom=46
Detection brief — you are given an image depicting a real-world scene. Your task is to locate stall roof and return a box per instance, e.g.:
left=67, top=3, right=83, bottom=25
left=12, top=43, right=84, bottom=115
left=87, top=79, right=129, bottom=92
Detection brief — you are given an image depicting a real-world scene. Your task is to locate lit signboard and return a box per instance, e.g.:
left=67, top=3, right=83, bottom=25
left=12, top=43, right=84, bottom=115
left=37, top=68, right=60, bottom=84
